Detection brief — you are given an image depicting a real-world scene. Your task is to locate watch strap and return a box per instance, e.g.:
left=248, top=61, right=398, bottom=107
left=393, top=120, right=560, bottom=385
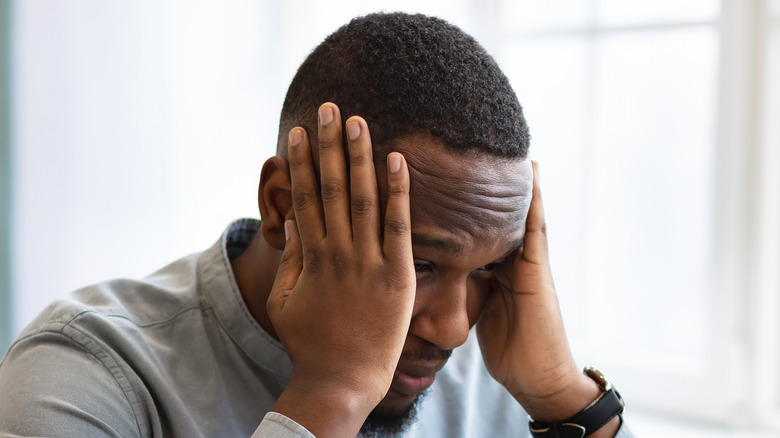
left=529, top=368, right=624, bottom=438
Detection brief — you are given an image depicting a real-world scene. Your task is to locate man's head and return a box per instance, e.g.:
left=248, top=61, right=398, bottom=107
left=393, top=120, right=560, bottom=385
left=266, top=12, right=534, bottom=436
left=277, top=12, right=530, bottom=160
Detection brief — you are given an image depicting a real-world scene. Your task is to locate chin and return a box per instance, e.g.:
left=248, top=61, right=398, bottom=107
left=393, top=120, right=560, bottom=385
left=360, top=391, right=427, bottom=437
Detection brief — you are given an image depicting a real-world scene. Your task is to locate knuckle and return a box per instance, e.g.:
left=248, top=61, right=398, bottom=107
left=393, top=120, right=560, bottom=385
left=321, top=180, right=346, bottom=202
left=304, top=248, right=322, bottom=274
left=279, top=249, right=299, bottom=267
left=351, top=196, right=375, bottom=217
left=387, top=180, right=408, bottom=197
left=287, top=145, right=310, bottom=166
left=384, top=218, right=408, bottom=236
left=349, top=152, right=369, bottom=167
left=293, top=188, right=316, bottom=212
left=318, top=137, right=337, bottom=151
left=328, top=250, right=350, bottom=277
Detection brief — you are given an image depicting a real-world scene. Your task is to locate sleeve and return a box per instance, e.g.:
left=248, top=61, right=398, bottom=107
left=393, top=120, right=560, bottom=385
left=615, top=418, right=636, bottom=438
left=0, top=331, right=141, bottom=438
left=251, top=412, right=315, bottom=438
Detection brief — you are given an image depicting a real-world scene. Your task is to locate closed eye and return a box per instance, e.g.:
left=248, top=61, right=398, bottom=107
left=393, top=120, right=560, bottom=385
left=414, top=263, right=433, bottom=273
left=476, top=261, right=503, bottom=272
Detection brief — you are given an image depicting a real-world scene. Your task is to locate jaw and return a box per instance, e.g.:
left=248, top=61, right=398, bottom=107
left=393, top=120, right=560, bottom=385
left=375, top=390, right=420, bottom=416
left=362, top=389, right=427, bottom=436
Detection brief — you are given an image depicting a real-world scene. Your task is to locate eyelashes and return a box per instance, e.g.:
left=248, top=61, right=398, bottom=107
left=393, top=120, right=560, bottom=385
left=413, top=260, right=505, bottom=275
left=475, top=262, right=502, bottom=272
left=414, top=263, right=432, bottom=274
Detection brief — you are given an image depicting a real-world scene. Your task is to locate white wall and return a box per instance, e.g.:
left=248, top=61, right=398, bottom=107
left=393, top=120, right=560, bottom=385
left=10, top=0, right=481, bottom=334
left=12, top=1, right=274, bottom=332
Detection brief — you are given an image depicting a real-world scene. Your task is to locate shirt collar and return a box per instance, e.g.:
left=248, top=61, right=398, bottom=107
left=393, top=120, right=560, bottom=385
left=197, top=219, right=292, bottom=382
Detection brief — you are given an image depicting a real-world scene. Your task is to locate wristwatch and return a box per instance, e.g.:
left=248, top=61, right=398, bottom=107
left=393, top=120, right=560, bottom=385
left=528, top=367, right=624, bottom=438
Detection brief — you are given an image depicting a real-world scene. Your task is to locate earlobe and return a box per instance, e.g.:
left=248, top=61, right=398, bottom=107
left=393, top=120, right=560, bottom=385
left=258, top=155, right=292, bottom=250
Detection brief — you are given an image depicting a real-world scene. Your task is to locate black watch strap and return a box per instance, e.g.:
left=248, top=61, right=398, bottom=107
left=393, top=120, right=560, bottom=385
left=529, top=367, right=624, bottom=438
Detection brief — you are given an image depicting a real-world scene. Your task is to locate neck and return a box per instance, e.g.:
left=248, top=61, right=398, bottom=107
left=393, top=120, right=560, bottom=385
left=231, top=229, right=282, bottom=340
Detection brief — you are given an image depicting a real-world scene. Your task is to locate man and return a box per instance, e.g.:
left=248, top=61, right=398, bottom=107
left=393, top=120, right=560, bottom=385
left=0, top=12, right=632, bottom=437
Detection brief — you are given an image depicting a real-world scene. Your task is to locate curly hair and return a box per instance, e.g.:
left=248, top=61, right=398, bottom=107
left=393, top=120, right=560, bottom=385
left=278, top=12, right=530, bottom=159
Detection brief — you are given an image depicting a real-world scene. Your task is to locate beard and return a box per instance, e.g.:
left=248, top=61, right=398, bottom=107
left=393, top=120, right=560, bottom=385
left=358, top=342, right=450, bottom=436
left=358, top=391, right=427, bottom=437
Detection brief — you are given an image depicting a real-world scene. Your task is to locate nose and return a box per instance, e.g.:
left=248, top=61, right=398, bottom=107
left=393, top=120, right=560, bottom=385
left=408, top=276, right=471, bottom=351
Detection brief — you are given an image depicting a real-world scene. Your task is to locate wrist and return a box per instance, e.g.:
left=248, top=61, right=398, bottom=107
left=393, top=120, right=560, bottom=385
left=272, top=375, right=380, bottom=438
left=528, top=367, right=624, bottom=438
left=514, top=367, right=600, bottom=422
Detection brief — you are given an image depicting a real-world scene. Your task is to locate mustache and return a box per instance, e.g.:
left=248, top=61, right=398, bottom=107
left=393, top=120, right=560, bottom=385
left=400, top=347, right=452, bottom=362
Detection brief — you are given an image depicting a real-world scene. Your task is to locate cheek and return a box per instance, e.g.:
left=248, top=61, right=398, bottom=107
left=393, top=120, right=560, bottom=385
left=466, top=274, right=494, bottom=326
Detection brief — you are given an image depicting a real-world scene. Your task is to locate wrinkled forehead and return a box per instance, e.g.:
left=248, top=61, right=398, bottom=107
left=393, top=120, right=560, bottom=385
left=381, top=136, right=533, bottom=245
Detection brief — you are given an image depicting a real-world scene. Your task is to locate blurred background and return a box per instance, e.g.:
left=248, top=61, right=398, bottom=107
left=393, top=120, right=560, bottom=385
left=0, top=0, right=779, bottom=436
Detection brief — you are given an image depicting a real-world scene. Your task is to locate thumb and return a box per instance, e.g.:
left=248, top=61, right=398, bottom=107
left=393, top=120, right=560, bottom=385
left=267, top=220, right=303, bottom=318
left=521, top=161, right=550, bottom=265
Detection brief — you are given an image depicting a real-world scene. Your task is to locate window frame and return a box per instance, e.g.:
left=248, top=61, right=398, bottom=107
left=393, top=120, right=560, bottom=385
left=0, top=0, right=12, bottom=355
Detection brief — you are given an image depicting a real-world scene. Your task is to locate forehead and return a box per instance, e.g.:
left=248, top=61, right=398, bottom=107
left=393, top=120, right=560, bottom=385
left=382, top=135, right=533, bottom=253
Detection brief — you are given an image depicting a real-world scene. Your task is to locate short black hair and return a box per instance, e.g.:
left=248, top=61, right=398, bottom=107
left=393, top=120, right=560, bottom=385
left=278, top=12, right=530, bottom=159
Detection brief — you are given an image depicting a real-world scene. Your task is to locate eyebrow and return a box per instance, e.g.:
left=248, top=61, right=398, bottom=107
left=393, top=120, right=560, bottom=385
left=411, top=233, right=464, bottom=254
left=410, top=234, right=526, bottom=258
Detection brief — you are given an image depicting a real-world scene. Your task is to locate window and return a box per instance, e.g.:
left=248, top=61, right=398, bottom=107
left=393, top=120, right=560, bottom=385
left=0, top=0, right=10, bottom=355
left=490, top=0, right=779, bottom=432
left=493, top=0, right=723, bottom=421
left=758, top=0, right=780, bottom=428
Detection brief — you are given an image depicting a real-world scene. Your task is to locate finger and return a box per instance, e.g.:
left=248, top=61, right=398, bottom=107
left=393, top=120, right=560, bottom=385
left=345, top=116, right=380, bottom=250
left=382, top=153, right=413, bottom=266
left=521, top=161, right=550, bottom=264
left=267, top=220, right=304, bottom=320
left=317, top=103, right=351, bottom=243
left=288, top=127, right=324, bottom=246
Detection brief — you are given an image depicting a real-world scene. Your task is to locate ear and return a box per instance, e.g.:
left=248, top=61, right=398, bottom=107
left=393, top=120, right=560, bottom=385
left=258, top=155, right=292, bottom=250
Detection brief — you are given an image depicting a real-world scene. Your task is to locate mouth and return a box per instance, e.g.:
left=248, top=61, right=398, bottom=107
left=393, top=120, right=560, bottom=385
left=389, top=361, right=446, bottom=397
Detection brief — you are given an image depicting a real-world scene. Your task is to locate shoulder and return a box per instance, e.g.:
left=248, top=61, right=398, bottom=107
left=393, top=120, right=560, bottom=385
left=0, top=251, right=209, bottom=437
left=0, top=323, right=145, bottom=436
left=16, top=250, right=204, bottom=341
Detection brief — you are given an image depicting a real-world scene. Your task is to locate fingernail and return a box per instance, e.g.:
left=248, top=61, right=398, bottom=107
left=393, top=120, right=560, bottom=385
left=388, top=153, right=401, bottom=173
left=319, top=105, right=333, bottom=125
left=284, top=220, right=292, bottom=242
left=289, top=128, right=302, bottom=147
left=346, top=120, right=361, bottom=140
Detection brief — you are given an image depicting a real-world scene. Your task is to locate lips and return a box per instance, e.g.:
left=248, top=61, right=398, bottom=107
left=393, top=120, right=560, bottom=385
left=389, top=361, right=446, bottom=397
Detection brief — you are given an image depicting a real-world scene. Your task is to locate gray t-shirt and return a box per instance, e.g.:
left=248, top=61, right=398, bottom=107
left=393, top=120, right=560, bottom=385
left=0, top=219, right=633, bottom=437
